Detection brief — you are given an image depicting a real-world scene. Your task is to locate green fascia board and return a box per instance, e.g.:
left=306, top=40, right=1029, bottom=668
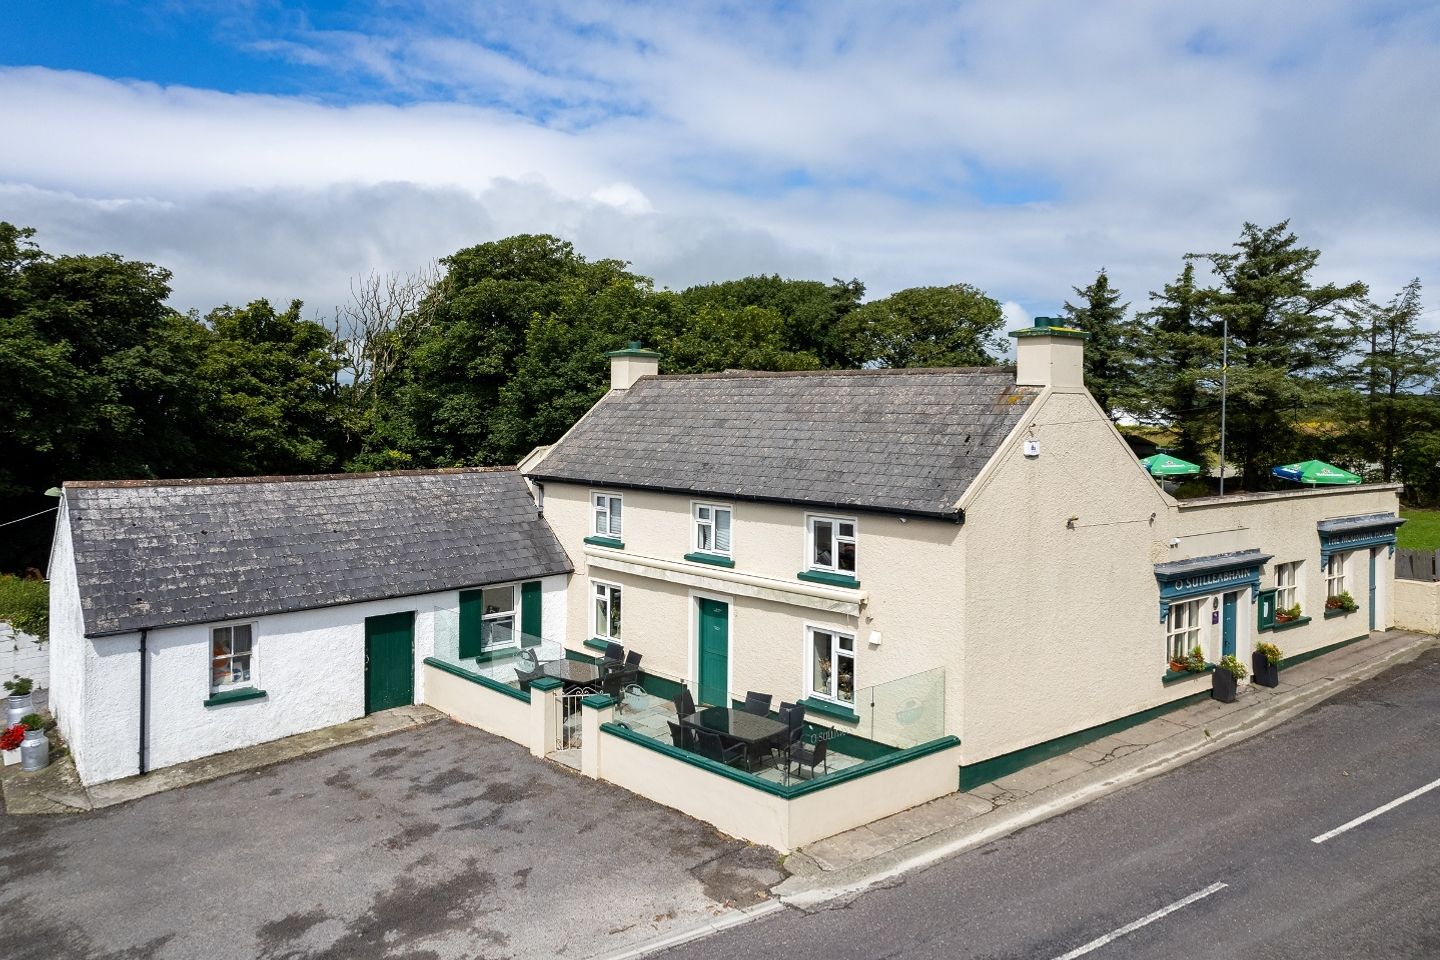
left=584, top=535, right=625, bottom=549
left=1279, top=634, right=1369, bottom=670
left=1161, top=664, right=1215, bottom=684
left=796, top=570, right=861, bottom=589
left=1009, top=326, right=1089, bottom=340
left=529, top=676, right=564, bottom=692
left=581, top=693, right=617, bottom=709
left=583, top=637, right=612, bottom=653
left=1323, top=607, right=1355, bottom=619
left=1264, top=615, right=1313, bottom=633
left=422, top=657, right=531, bottom=703
left=959, top=688, right=1211, bottom=790
left=600, top=722, right=958, bottom=799
left=684, top=552, right=736, bottom=568
left=799, top=696, right=861, bottom=724
left=203, top=687, right=267, bottom=707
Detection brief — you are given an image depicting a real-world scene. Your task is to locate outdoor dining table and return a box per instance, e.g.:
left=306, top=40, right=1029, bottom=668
left=682, top=706, right=788, bottom=768
left=541, top=660, right=601, bottom=690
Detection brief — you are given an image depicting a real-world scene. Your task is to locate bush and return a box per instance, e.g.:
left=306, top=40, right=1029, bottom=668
left=20, top=713, right=44, bottom=731
left=0, top=574, right=48, bottom=641
left=4, top=676, right=33, bottom=697
left=1170, top=480, right=1212, bottom=500
left=1218, top=655, right=1249, bottom=680
left=1255, top=641, right=1282, bottom=665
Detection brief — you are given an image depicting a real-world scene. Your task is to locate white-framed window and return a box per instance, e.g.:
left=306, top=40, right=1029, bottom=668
left=592, top=492, right=623, bottom=538
left=808, top=627, right=856, bottom=704
left=593, top=581, right=622, bottom=641
left=1275, top=561, right=1302, bottom=612
left=1326, top=553, right=1349, bottom=598
left=693, top=503, right=733, bottom=556
left=211, top=623, right=255, bottom=693
left=481, top=584, right=517, bottom=650
left=808, top=516, right=857, bottom=575
left=1166, top=598, right=1205, bottom=663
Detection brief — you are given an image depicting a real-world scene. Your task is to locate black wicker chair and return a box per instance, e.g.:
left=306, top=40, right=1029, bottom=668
left=743, top=691, right=772, bottom=716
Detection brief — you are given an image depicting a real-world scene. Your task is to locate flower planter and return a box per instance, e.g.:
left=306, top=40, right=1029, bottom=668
left=1211, top=668, right=1238, bottom=703
left=1, top=748, right=18, bottom=767
left=6, top=693, right=33, bottom=728
left=1252, top=652, right=1279, bottom=688
left=19, top=728, right=49, bottom=772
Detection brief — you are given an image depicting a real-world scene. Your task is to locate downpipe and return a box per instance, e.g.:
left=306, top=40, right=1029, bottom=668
left=138, top=627, right=149, bottom=775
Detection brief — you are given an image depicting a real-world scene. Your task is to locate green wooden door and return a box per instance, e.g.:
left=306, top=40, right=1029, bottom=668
left=697, top=598, right=729, bottom=707
left=365, top=611, right=414, bottom=714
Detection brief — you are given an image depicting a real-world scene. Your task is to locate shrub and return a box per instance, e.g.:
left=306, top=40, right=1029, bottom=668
left=0, top=575, right=48, bottom=641
left=4, top=676, right=33, bottom=697
left=1185, top=644, right=1208, bottom=672
left=1255, top=641, right=1282, bottom=665
left=1218, top=655, right=1249, bottom=680
left=20, top=713, right=45, bottom=731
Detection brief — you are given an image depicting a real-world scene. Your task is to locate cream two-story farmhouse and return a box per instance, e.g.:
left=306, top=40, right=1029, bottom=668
left=47, top=318, right=1403, bottom=849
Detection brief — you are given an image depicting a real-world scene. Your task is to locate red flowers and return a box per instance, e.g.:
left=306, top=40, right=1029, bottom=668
left=0, top=724, right=23, bottom=751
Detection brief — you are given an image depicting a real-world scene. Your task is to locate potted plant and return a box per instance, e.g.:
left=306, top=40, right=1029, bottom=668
left=1212, top=655, right=1248, bottom=703
left=1325, top=591, right=1359, bottom=613
left=1184, top=645, right=1208, bottom=673
left=1253, top=641, right=1282, bottom=688
left=4, top=676, right=34, bottom=728
left=1274, top=604, right=1301, bottom=624
left=1168, top=654, right=1188, bottom=674
left=18, top=713, right=48, bottom=772
left=0, top=723, right=22, bottom=766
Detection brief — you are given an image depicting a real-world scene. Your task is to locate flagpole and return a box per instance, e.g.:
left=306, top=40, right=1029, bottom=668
left=1219, top=316, right=1228, bottom=496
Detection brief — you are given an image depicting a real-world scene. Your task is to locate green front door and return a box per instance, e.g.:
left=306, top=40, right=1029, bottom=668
left=365, top=611, right=414, bottom=714
left=697, top=598, right=729, bottom=707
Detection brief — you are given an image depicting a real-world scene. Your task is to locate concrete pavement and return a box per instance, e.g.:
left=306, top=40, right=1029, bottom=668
left=655, top=643, right=1440, bottom=959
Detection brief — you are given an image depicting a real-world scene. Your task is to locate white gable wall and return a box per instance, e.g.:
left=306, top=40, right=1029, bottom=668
left=47, top=498, right=89, bottom=760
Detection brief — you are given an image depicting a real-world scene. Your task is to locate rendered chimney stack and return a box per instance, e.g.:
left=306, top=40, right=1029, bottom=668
left=1008, top=316, right=1088, bottom=391
left=605, top=341, right=663, bottom=390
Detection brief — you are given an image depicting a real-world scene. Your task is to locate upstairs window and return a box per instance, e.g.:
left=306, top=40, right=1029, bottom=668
left=809, top=517, right=857, bottom=575
left=694, top=503, right=732, bottom=556
left=211, top=624, right=255, bottom=693
left=593, top=493, right=623, bottom=539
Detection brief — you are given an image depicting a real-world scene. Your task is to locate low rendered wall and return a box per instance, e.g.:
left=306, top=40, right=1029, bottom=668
left=1393, top=579, right=1440, bottom=634
left=785, top=741, right=963, bottom=848
left=423, top=661, right=531, bottom=746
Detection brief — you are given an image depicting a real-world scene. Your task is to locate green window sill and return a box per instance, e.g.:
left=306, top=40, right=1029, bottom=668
left=584, top=535, right=624, bottom=549
left=684, top=552, right=735, bottom=568
left=799, top=696, right=860, bottom=724
left=1161, top=664, right=1215, bottom=684
left=1263, top=615, right=1312, bottom=632
left=796, top=570, right=861, bottom=589
left=1323, top=607, right=1356, bottom=619
left=583, top=636, right=618, bottom=653
left=204, top=687, right=267, bottom=707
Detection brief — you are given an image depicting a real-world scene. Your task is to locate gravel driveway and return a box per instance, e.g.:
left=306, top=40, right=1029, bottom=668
left=0, top=720, right=783, bottom=960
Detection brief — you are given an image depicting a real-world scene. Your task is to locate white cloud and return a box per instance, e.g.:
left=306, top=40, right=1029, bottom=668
left=1, top=1, right=1438, bottom=322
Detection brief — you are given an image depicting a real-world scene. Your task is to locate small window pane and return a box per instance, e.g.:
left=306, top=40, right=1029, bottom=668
left=608, top=498, right=622, bottom=536
left=838, top=540, right=856, bottom=573
left=698, top=523, right=713, bottom=551
left=594, top=595, right=607, bottom=636
left=814, top=522, right=833, bottom=566
left=609, top=587, right=622, bottom=639
left=838, top=634, right=854, bottom=652
left=697, top=506, right=710, bottom=521
left=839, top=522, right=855, bottom=539
left=715, top=510, right=731, bottom=551
left=812, top=631, right=831, bottom=696
left=482, top=586, right=514, bottom=616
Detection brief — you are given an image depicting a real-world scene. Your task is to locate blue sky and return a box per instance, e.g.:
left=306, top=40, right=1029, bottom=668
left=2, top=1, right=1437, bottom=324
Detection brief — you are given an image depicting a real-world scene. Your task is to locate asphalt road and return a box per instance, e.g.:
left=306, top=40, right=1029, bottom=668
left=661, top=648, right=1440, bottom=960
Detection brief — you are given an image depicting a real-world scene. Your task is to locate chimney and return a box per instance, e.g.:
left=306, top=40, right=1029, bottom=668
left=1008, top=316, right=1087, bottom=391
left=605, top=341, right=662, bottom=390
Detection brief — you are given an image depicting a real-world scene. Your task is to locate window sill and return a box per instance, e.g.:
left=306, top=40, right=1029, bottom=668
left=584, top=535, right=624, bottom=549
left=1323, top=607, right=1356, bottom=619
left=583, top=637, right=616, bottom=654
left=1161, top=665, right=1214, bottom=684
left=204, top=687, right=267, bottom=707
left=1263, top=616, right=1312, bottom=632
left=684, top=552, right=735, bottom=568
left=799, top=696, right=860, bottom=724
left=796, top=570, right=861, bottom=589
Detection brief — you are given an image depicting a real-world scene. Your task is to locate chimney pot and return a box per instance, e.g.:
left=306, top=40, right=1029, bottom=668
left=1008, top=316, right=1087, bottom=391
left=604, top=341, right=663, bottom=390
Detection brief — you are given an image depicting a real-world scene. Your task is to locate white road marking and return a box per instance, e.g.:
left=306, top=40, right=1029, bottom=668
left=1311, top=775, right=1440, bottom=844
left=1048, top=882, right=1228, bottom=960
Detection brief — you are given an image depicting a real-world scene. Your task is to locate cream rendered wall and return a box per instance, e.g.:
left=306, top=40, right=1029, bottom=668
left=959, top=390, right=1171, bottom=765
left=423, top=663, right=531, bottom=744
left=538, top=482, right=965, bottom=737
left=1393, top=578, right=1440, bottom=633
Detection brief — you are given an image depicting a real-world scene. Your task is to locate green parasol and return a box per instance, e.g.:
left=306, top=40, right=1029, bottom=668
left=1270, top=460, right=1362, bottom=486
left=1140, top=453, right=1202, bottom=477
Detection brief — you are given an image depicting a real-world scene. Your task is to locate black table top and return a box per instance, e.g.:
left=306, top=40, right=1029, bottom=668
left=542, top=661, right=600, bottom=685
left=684, top=707, right=787, bottom=744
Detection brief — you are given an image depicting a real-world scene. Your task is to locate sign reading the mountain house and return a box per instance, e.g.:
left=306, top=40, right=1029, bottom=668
left=1317, top=514, right=1404, bottom=565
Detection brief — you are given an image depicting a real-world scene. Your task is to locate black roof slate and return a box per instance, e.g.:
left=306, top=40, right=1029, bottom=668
left=528, top=368, right=1038, bottom=517
left=64, top=468, right=572, bottom=636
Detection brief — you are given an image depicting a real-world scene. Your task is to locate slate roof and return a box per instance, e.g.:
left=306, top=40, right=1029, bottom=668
left=528, top=367, right=1038, bottom=518
left=64, top=468, right=572, bottom=636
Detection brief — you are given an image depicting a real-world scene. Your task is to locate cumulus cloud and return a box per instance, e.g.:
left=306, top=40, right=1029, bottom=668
left=1, top=0, right=1437, bottom=320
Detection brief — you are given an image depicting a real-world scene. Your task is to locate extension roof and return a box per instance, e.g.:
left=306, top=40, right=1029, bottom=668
left=528, top=368, right=1038, bottom=519
left=63, top=468, right=572, bottom=636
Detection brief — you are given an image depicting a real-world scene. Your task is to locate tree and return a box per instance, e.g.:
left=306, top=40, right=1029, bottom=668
left=1186, top=221, right=1366, bottom=489
left=663, top=303, right=821, bottom=375
left=1134, top=263, right=1214, bottom=466
left=1344, top=279, right=1440, bottom=483
left=843, top=284, right=1005, bottom=368
left=678, top=275, right=865, bottom=367
left=1063, top=269, right=1135, bottom=420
